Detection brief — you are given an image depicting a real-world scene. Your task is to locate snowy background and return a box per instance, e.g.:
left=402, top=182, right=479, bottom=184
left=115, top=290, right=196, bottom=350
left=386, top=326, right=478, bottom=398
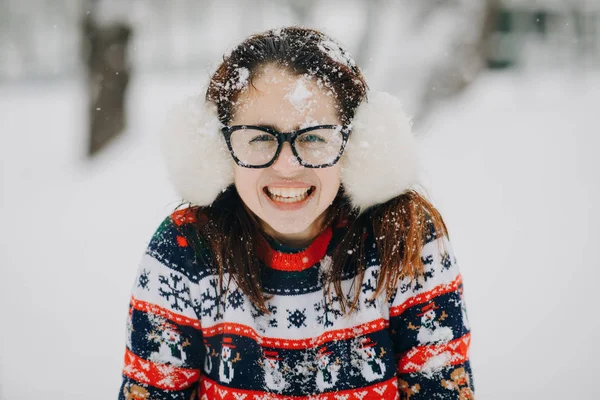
left=1, top=1, right=599, bottom=399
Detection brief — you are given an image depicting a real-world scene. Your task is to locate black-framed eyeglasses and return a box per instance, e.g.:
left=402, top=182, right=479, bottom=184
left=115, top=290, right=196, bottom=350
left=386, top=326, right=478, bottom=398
left=221, top=124, right=351, bottom=168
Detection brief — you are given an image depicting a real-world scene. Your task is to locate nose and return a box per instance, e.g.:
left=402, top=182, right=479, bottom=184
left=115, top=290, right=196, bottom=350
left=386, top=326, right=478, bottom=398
left=271, top=142, right=301, bottom=173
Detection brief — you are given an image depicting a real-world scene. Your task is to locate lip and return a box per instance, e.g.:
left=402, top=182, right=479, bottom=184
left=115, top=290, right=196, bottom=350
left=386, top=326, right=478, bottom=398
left=262, top=185, right=316, bottom=211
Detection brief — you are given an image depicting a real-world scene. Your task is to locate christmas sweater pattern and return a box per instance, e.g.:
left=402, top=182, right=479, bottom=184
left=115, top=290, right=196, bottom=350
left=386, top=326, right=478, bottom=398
left=119, top=208, right=475, bottom=400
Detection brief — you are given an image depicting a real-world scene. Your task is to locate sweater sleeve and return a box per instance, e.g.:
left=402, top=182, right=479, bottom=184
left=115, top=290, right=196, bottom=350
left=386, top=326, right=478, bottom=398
left=388, top=228, right=475, bottom=399
left=118, top=213, right=205, bottom=400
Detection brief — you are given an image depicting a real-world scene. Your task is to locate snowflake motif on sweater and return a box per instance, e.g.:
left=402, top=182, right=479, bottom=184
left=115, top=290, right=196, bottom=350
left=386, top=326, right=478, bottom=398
left=118, top=208, right=475, bottom=399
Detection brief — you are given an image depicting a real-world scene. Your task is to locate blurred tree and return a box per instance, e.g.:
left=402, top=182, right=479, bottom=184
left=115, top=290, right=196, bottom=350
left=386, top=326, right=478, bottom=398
left=82, top=0, right=132, bottom=156
left=415, top=0, right=500, bottom=124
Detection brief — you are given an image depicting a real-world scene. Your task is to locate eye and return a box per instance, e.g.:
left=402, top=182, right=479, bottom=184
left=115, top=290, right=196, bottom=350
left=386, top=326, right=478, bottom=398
left=299, top=134, right=326, bottom=143
left=249, top=134, right=276, bottom=143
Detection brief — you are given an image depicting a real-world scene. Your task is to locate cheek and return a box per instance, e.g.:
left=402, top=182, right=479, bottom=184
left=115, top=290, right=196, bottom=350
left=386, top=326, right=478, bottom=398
left=234, top=166, right=262, bottom=204
left=316, top=166, right=341, bottom=201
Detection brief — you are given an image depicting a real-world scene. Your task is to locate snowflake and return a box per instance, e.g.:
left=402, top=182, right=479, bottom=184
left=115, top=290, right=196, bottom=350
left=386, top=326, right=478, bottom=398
left=316, top=38, right=356, bottom=69
left=413, top=263, right=435, bottom=292
left=227, top=288, right=245, bottom=311
left=345, top=291, right=360, bottom=312
left=147, top=312, right=167, bottom=329
left=292, top=349, right=319, bottom=385
left=137, top=268, right=150, bottom=291
left=251, top=302, right=278, bottom=332
left=200, top=278, right=226, bottom=321
left=397, top=277, right=412, bottom=294
left=361, top=269, right=379, bottom=309
left=286, top=308, right=307, bottom=329
left=158, top=273, right=191, bottom=312
left=421, top=254, right=434, bottom=265
left=441, top=252, right=452, bottom=271
left=314, top=296, right=343, bottom=328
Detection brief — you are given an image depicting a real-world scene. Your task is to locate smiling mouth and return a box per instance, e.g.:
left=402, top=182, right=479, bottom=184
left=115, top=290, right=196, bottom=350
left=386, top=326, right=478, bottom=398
left=264, top=186, right=316, bottom=203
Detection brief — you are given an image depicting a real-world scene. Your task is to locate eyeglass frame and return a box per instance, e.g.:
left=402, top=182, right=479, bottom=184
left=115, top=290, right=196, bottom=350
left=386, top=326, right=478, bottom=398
left=221, top=124, right=351, bottom=169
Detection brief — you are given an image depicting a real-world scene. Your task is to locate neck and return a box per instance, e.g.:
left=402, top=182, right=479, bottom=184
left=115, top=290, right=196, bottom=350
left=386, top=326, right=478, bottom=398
left=261, top=212, right=329, bottom=249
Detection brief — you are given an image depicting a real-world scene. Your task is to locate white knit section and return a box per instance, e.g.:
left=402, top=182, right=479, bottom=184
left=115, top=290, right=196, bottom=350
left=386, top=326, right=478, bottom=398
left=131, top=235, right=461, bottom=341
left=197, top=268, right=388, bottom=340
left=389, top=235, right=461, bottom=309
left=131, top=253, right=202, bottom=322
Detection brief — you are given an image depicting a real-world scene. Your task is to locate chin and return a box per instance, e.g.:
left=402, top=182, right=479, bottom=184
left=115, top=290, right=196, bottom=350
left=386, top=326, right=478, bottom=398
left=264, top=215, right=316, bottom=235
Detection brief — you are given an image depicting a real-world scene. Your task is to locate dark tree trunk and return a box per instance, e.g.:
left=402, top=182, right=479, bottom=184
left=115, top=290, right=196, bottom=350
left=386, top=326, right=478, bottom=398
left=83, top=10, right=131, bottom=156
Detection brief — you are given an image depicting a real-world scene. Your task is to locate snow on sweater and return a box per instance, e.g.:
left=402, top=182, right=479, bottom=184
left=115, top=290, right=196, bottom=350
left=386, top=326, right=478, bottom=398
left=118, top=208, right=475, bottom=400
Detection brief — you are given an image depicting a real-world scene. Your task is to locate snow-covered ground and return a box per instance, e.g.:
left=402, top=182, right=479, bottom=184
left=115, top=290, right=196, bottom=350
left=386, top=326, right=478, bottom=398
left=0, top=69, right=598, bottom=399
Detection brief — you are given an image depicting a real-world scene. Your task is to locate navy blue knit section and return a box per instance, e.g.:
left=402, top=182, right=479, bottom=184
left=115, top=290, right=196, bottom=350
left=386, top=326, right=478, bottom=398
left=146, top=216, right=210, bottom=283
left=129, top=306, right=204, bottom=369
left=261, top=263, right=321, bottom=295
left=202, top=329, right=397, bottom=396
left=201, top=334, right=264, bottom=387
left=398, top=361, right=475, bottom=400
left=389, top=286, right=467, bottom=355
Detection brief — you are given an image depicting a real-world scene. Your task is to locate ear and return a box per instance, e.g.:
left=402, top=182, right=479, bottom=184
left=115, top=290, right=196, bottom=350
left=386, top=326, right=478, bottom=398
left=160, top=96, right=234, bottom=206
left=341, top=91, right=420, bottom=211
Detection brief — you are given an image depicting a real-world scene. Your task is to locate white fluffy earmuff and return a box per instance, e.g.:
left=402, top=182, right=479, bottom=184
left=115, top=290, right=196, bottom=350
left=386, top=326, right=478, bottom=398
left=160, top=96, right=234, bottom=207
left=160, top=91, right=419, bottom=210
left=341, top=91, right=420, bottom=211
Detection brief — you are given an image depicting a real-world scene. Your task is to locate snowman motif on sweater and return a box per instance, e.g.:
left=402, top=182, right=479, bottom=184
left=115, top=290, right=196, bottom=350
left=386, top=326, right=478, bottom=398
left=150, top=322, right=190, bottom=366
left=262, top=350, right=288, bottom=392
left=219, top=337, right=241, bottom=384
left=315, top=346, right=341, bottom=391
left=356, top=337, right=387, bottom=382
left=412, top=302, right=454, bottom=344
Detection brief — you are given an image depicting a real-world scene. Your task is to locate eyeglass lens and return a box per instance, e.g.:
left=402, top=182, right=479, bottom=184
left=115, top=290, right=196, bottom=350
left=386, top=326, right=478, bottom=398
left=230, top=127, right=344, bottom=166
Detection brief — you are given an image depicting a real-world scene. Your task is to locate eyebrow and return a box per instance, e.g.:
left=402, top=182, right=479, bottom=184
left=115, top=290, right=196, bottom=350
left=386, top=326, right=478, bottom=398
left=253, top=123, right=300, bottom=132
left=256, top=123, right=281, bottom=131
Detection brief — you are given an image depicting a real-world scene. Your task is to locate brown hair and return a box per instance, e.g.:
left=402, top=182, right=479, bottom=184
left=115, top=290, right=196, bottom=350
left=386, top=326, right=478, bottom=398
left=180, top=27, right=448, bottom=314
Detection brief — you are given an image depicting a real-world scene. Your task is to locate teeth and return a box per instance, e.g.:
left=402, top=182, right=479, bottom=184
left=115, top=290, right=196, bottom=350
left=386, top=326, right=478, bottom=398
left=267, top=186, right=311, bottom=198
left=266, top=186, right=313, bottom=203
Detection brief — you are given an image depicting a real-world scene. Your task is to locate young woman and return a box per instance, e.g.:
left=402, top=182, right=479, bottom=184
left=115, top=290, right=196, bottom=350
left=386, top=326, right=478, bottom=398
left=119, top=27, right=474, bottom=400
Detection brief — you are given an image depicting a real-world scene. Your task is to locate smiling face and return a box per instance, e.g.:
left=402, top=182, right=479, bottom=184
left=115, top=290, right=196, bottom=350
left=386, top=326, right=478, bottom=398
left=230, top=65, right=343, bottom=247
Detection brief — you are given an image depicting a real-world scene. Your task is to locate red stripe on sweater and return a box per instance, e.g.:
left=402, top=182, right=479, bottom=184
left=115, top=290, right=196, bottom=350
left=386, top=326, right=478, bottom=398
left=202, top=319, right=389, bottom=349
left=130, top=296, right=201, bottom=329
left=256, top=226, right=333, bottom=271
left=397, top=333, right=471, bottom=374
left=198, top=375, right=399, bottom=399
left=122, top=349, right=200, bottom=391
left=389, top=275, right=463, bottom=318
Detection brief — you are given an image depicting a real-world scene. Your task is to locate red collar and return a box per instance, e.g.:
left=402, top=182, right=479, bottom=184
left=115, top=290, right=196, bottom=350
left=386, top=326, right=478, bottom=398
left=257, top=226, right=333, bottom=272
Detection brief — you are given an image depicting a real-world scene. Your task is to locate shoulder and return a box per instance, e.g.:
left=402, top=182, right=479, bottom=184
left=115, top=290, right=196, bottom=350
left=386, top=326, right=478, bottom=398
left=144, top=206, right=213, bottom=284
left=394, top=219, right=461, bottom=303
left=362, top=203, right=459, bottom=292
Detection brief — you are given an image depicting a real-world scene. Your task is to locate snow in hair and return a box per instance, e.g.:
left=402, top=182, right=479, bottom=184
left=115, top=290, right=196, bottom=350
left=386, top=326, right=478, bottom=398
left=160, top=96, right=233, bottom=206
left=341, top=91, right=420, bottom=211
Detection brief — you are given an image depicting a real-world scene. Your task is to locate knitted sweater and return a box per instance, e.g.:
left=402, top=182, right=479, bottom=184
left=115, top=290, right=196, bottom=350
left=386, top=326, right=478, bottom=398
left=118, top=208, right=474, bottom=400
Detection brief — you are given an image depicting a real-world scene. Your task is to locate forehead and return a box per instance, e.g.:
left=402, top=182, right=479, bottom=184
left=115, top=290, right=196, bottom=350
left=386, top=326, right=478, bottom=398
left=232, top=66, right=341, bottom=130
